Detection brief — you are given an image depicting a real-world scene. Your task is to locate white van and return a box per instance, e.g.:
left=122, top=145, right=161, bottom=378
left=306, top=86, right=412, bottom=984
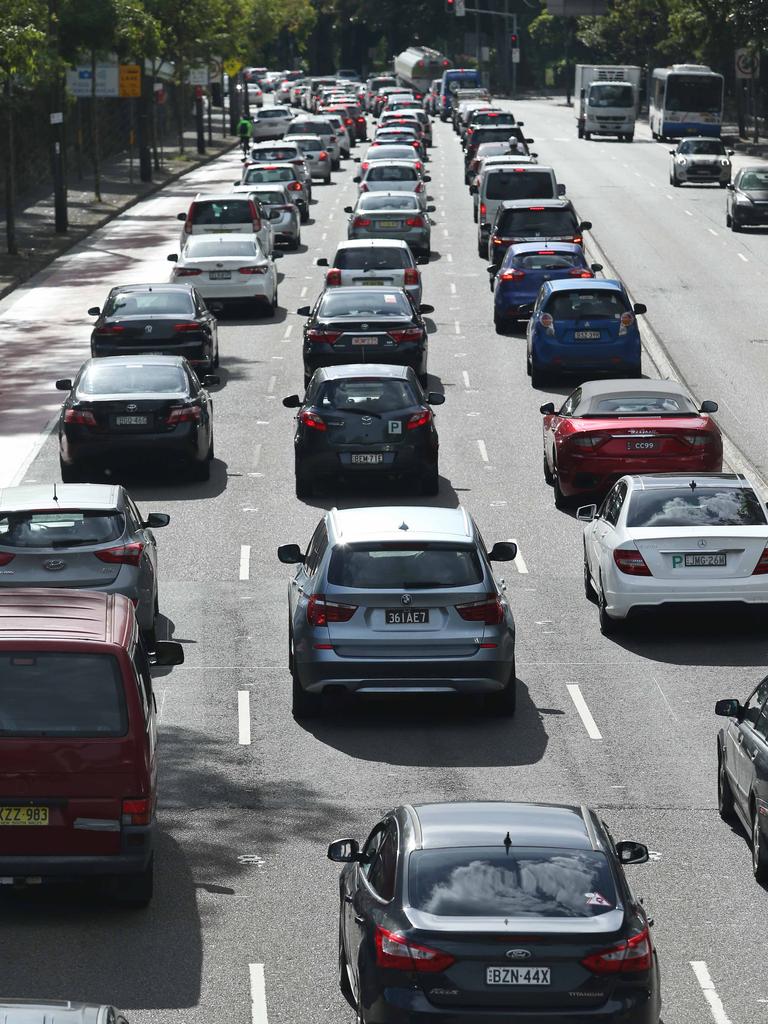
left=477, top=165, right=564, bottom=256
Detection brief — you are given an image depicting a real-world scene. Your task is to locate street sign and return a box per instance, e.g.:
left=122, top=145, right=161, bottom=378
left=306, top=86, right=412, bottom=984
left=49, top=112, right=63, bottom=125
left=547, top=0, right=607, bottom=12
left=188, top=66, right=208, bottom=86
left=511, top=48, right=520, bottom=64
left=65, top=64, right=119, bottom=98
left=119, top=64, right=141, bottom=98
left=736, top=48, right=760, bottom=80
left=224, top=58, right=243, bottom=77
left=456, top=0, right=466, bottom=16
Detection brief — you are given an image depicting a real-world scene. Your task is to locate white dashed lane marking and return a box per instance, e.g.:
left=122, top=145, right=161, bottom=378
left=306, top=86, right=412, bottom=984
left=566, top=683, right=603, bottom=740
left=690, top=961, right=732, bottom=1024
left=477, top=439, right=489, bottom=462
left=249, top=963, right=269, bottom=1023
left=238, top=691, right=251, bottom=745
left=239, top=545, right=251, bottom=581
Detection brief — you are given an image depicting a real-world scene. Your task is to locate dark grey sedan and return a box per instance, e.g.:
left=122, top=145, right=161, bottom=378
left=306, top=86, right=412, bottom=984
left=726, top=164, right=768, bottom=231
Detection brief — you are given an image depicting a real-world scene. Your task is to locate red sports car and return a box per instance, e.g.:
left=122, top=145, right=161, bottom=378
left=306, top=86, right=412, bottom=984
left=540, top=378, right=723, bottom=507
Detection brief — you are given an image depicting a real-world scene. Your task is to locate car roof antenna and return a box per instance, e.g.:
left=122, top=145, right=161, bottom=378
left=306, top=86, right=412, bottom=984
left=52, top=482, right=59, bottom=503
left=689, top=479, right=697, bottom=491
left=503, top=831, right=512, bottom=854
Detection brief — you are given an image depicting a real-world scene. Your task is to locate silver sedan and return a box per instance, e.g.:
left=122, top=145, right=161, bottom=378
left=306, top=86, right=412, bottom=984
left=344, top=191, right=433, bottom=260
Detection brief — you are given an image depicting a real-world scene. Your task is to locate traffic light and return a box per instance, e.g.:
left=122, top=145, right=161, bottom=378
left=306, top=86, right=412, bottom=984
left=445, top=0, right=455, bottom=12
left=510, top=32, right=519, bottom=49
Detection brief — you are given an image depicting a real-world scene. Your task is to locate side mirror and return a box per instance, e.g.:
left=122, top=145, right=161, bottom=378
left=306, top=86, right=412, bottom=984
left=419, top=303, right=434, bottom=314
left=296, top=305, right=311, bottom=316
left=726, top=183, right=735, bottom=191
left=87, top=306, right=101, bottom=317
left=615, top=841, right=649, bottom=866
left=353, top=156, right=361, bottom=163
left=427, top=204, right=436, bottom=213
left=343, top=205, right=353, bottom=214
left=668, top=149, right=676, bottom=156
left=150, top=640, right=185, bottom=667
left=352, top=175, right=361, bottom=183
left=176, top=212, right=187, bottom=221
left=427, top=392, right=445, bottom=405
left=278, top=543, right=304, bottom=564
left=517, top=120, right=525, bottom=127
left=557, top=183, right=566, bottom=196
left=699, top=399, right=718, bottom=414
left=272, top=252, right=284, bottom=259
left=144, top=513, right=170, bottom=528
left=55, top=378, right=73, bottom=391
left=539, top=402, right=555, bottom=415
left=486, top=266, right=496, bottom=275
left=424, top=175, right=432, bottom=182
left=488, top=541, right=517, bottom=562
left=316, top=257, right=329, bottom=267
left=531, top=152, right=538, bottom=159
left=715, top=698, right=741, bottom=718
left=167, top=253, right=178, bottom=262
left=524, top=137, right=534, bottom=144
left=327, top=838, right=362, bottom=863
left=282, top=394, right=302, bottom=408
left=590, top=263, right=603, bottom=273
left=203, top=374, right=220, bottom=387
left=576, top=504, right=597, bottom=522
left=579, top=220, right=592, bottom=231
left=633, top=302, right=647, bottom=315
left=727, top=149, right=735, bottom=156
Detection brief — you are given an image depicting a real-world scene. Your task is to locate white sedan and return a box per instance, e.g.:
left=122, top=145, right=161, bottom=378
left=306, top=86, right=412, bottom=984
left=579, top=472, right=768, bottom=634
left=167, top=233, right=281, bottom=314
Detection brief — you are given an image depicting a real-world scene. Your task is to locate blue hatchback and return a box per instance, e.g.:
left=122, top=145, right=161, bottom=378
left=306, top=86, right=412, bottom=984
left=490, top=242, right=602, bottom=332
left=526, top=279, right=646, bottom=388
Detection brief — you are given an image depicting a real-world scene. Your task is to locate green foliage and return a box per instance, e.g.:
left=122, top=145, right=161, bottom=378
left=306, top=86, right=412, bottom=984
left=0, top=0, right=47, bottom=80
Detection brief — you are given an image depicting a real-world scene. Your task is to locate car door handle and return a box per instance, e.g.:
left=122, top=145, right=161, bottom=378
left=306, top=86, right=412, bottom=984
left=354, top=915, right=365, bottom=925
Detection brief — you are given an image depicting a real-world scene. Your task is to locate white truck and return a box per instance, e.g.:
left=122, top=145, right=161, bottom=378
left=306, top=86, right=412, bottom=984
left=394, top=46, right=451, bottom=97
left=575, top=65, right=642, bottom=141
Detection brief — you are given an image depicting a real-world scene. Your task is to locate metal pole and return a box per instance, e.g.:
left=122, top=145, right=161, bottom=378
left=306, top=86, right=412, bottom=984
left=195, top=88, right=205, bottom=154
left=512, top=12, right=518, bottom=99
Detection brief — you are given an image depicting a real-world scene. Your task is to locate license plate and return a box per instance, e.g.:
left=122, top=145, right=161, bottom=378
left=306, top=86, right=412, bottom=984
left=626, top=440, right=658, bottom=450
left=377, top=220, right=402, bottom=228
left=385, top=609, right=429, bottom=624
left=574, top=330, right=601, bottom=340
left=0, top=806, right=49, bottom=826
left=683, top=553, right=726, bottom=567
left=209, top=270, right=231, bottom=280
left=351, top=336, right=378, bottom=346
left=115, top=415, right=149, bottom=426
left=351, top=453, right=384, bottom=464
left=359, top=279, right=385, bottom=286
left=486, top=966, right=551, bottom=986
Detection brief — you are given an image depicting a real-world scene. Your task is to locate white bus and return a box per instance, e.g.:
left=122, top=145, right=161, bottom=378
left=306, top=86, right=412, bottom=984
left=649, top=64, right=724, bottom=140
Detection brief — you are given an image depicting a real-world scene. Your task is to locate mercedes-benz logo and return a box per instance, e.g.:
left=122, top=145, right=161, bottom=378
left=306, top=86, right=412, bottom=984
left=43, top=559, right=66, bottom=572
left=126, top=403, right=138, bottom=412
left=697, top=539, right=708, bottom=548
left=506, top=949, right=531, bottom=960
left=401, top=594, right=412, bottom=606
left=144, top=324, right=153, bottom=334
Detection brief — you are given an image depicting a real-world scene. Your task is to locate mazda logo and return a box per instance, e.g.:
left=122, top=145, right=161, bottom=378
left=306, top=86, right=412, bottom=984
left=43, top=559, right=66, bottom=572
left=144, top=325, right=153, bottom=334
left=401, top=594, right=412, bottom=606
left=505, top=949, right=531, bottom=960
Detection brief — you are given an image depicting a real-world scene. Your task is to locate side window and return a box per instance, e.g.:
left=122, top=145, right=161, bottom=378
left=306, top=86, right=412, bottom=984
left=559, top=389, right=581, bottom=417
left=366, top=821, right=398, bottom=901
left=125, top=497, right=142, bottom=533
left=742, top=676, right=768, bottom=728
left=360, top=825, right=385, bottom=879
left=602, top=482, right=626, bottom=526
left=133, top=642, right=154, bottom=722
left=304, top=522, right=329, bottom=576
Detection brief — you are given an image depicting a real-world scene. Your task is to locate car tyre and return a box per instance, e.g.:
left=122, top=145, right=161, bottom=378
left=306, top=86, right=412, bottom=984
left=190, top=456, right=211, bottom=482
left=530, top=364, right=547, bottom=389
left=485, top=663, right=517, bottom=716
left=731, top=220, right=741, bottom=232
left=577, top=123, right=584, bottom=139
left=553, top=467, right=569, bottom=510
left=598, top=577, right=621, bottom=637
left=421, top=461, right=439, bottom=496
left=292, top=669, right=322, bottom=719
left=331, top=158, right=340, bottom=171
left=726, top=213, right=732, bottom=228
left=583, top=131, right=591, bottom=140
left=717, top=748, right=736, bottom=822
left=114, top=856, right=153, bottom=908
left=300, top=207, right=309, bottom=224
left=543, top=451, right=554, bottom=485
left=477, top=241, right=487, bottom=258
left=671, top=172, right=680, bottom=187
left=719, top=180, right=728, bottom=189
left=286, top=236, right=300, bottom=251
left=473, top=206, right=478, bottom=223
left=338, top=927, right=356, bottom=1007
left=752, top=804, right=768, bottom=884
left=583, top=548, right=597, bottom=603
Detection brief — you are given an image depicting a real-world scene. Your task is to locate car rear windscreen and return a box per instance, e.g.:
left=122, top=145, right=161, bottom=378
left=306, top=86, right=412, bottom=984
left=546, top=290, right=628, bottom=319
left=359, top=194, right=419, bottom=210
left=473, top=113, right=516, bottom=126
left=0, top=511, right=124, bottom=549
left=367, top=166, right=418, bottom=182
left=586, top=392, right=698, bottom=416
left=512, top=252, right=581, bottom=271
left=79, top=363, right=188, bottom=395
left=106, top=290, right=194, bottom=316
left=192, top=200, right=252, bottom=225
left=290, top=138, right=322, bottom=152
left=626, top=487, right=767, bottom=528
left=370, top=147, right=418, bottom=161
left=257, top=110, right=287, bottom=119
left=317, top=377, right=418, bottom=413
left=328, top=543, right=483, bottom=589
left=244, top=167, right=293, bottom=183
left=252, top=148, right=297, bottom=160
left=499, top=209, right=578, bottom=237
left=334, top=247, right=411, bottom=270
left=408, top=847, right=618, bottom=918
left=243, top=190, right=287, bottom=205
left=0, top=653, right=128, bottom=737
left=317, top=291, right=412, bottom=317
left=486, top=172, right=555, bottom=201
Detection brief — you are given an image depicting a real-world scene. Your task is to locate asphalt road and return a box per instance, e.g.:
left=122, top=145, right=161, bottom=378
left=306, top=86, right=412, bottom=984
left=1, top=99, right=768, bottom=1024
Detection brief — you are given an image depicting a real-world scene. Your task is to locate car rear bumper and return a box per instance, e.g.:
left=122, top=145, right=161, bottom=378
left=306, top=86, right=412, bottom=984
left=532, top=335, right=641, bottom=374
left=0, top=827, right=153, bottom=880
left=194, top=279, right=272, bottom=301
left=61, top=426, right=201, bottom=465
left=91, top=339, right=211, bottom=364
left=304, top=344, right=426, bottom=376
left=559, top=452, right=722, bottom=496
left=605, top=572, right=768, bottom=619
left=296, top=444, right=436, bottom=479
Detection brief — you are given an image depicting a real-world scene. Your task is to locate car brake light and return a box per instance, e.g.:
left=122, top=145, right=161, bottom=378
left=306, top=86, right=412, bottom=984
left=307, top=594, right=357, bottom=626
left=356, top=116, right=365, bottom=123
left=569, top=268, right=594, bottom=278
left=540, top=313, right=554, bottom=332
left=306, top=329, right=342, bottom=345
left=375, top=927, right=455, bottom=973
left=582, top=928, right=652, bottom=975
left=406, top=408, right=431, bottom=430
left=411, top=140, right=420, bottom=148
left=456, top=594, right=504, bottom=625
left=499, top=269, right=525, bottom=281
left=753, top=545, right=768, bottom=575
left=572, top=235, right=583, bottom=245
left=618, top=311, right=635, bottom=335
left=414, top=181, right=423, bottom=193
left=64, top=409, right=97, bottom=426
left=173, top=268, right=202, bottom=277
left=466, top=128, right=473, bottom=136
left=389, top=327, right=422, bottom=343
left=359, top=183, right=369, bottom=192
left=353, top=216, right=371, bottom=227
left=122, top=797, right=151, bottom=826
left=405, top=216, right=424, bottom=227
left=571, top=434, right=607, bottom=449
left=326, top=269, right=342, bottom=285
left=414, top=161, right=423, bottom=171
left=360, top=162, right=370, bottom=171
left=94, top=324, right=126, bottom=334
left=318, top=150, right=328, bottom=160
left=165, top=405, right=202, bottom=424
left=238, top=266, right=269, bottom=275
left=0, top=552, right=15, bottom=566
left=173, top=322, right=201, bottom=333
left=287, top=181, right=302, bottom=191
left=96, top=542, right=145, bottom=567
left=403, top=267, right=420, bottom=285
left=299, top=410, right=326, bottom=431
left=345, top=117, right=353, bottom=125
left=479, top=203, right=487, bottom=219
left=683, top=434, right=713, bottom=446
left=613, top=547, right=651, bottom=576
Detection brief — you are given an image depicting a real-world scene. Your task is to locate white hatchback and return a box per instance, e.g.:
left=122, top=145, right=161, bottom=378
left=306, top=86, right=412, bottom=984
left=168, top=233, right=280, bottom=314
left=251, top=106, right=294, bottom=140
left=316, top=239, right=422, bottom=304
left=579, top=473, right=768, bottom=634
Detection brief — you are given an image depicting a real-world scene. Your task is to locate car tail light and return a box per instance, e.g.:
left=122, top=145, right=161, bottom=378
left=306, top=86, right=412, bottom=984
left=173, top=322, right=201, bottom=333
left=306, top=329, right=342, bottom=345
left=613, top=546, right=651, bottom=576
left=414, top=161, right=423, bottom=171
left=540, top=312, right=555, bottom=334
left=406, top=408, right=431, bottom=430
left=93, top=324, right=126, bottom=334
left=479, top=204, right=487, bottom=221
left=572, top=235, right=583, bottom=245
left=165, top=405, right=201, bottom=424
left=353, top=216, right=371, bottom=228
left=356, top=116, right=365, bottom=123
left=173, top=268, right=202, bottom=277
left=307, top=594, right=357, bottom=626
left=405, top=216, right=424, bottom=228
left=569, top=268, right=594, bottom=278
left=238, top=266, right=269, bottom=275
left=287, top=181, right=302, bottom=191
left=345, top=117, right=353, bottom=125
left=499, top=269, right=525, bottom=281
left=359, top=182, right=369, bottom=192
left=247, top=200, right=262, bottom=230
left=456, top=594, right=504, bottom=625
left=753, top=546, right=768, bottom=575
left=375, top=927, right=455, bottom=973
left=582, top=928, right=652, bottom=975
left=389, top=327, right=422, bottom=343
left=360, top=161, right=370, bottom=171
left=683, top=434, right=713, bottom=446
left=529, top=206, right=545, bottom=210
left=618, top=311, right=635, bottom=336
left=414, top=181, right=423, bottom=193
left=466, top=127, right=473, bottom=136
left=318, top=150, right=329, bottom=160
left=64, top=409, right=97, bottom=426
left=326, top=269, right=342, bottom=285
left=96, top=542, right=145, bottom=567
left=411, top=140, right=420, bottom=148
left=403, top=267, right=420, bottom=285
left=0, top=552, right=15, bottom=566
left=299, top=410, right=326, bottom=431
left=122, top=797, right=151, bottom=826
left=570, top=434, right=607, bottom=449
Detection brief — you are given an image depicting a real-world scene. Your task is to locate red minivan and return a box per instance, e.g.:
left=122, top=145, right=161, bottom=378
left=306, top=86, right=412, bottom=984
left=0, top=589, right=183, bottom=906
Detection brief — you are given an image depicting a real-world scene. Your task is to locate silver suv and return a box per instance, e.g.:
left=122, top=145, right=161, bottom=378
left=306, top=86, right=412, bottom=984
left=278, top=505, right=518, bottom=718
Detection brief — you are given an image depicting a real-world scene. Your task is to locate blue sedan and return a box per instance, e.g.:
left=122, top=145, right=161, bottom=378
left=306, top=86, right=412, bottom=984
left=526, top=279, right=646, bottom=388
left=489, top=242, right=602, bottom=333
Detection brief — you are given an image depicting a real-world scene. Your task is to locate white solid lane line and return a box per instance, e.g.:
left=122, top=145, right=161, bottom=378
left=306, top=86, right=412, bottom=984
left=446, top=253, right=453, bottom=262
left=450, top=282, right=457, bottom=294
left=508, top=539, right=528, bottom=574
left=462, top=370, right=471, bottom=388
left=477, top=439, right=489, bottom=462
left=690, top=962, right=732, bottom=1024
left=566, top=684, right=603, bottom=740
left=249, top=963, right=269, bottom=1024
left=300, top=285, right=308, bottom=297
left=267, top=375, right=276, bottom=395
left=238, top=691, right=252, bottom=746
left=284, top=323, right=293, bottom=338
left=239, top=545, right=251, bottom=581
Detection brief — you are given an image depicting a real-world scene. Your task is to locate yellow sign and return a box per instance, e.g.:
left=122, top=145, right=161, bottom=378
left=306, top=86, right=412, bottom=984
left=224, top=58, right=243, bottom=77
left=119, top=64, right=142, bottom=98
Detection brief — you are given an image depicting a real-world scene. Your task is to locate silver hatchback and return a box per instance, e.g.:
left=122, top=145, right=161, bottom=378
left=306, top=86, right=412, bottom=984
left=345, top=191, right=433, bottom=260
left=278, top=505, right=517, bottom=718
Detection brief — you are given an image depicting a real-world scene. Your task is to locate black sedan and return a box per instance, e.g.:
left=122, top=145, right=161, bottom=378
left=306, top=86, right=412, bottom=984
left=297, top=287, right=433, bottom=387
left=283, top=364, right=444, bottom=498
left=726, top=165, right=768, bottom=231
left=57, top=355, right=217, bottom=482
left=88, top=283, right=219, bottom=373
left=330, top=801, right=660, bottom=1024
